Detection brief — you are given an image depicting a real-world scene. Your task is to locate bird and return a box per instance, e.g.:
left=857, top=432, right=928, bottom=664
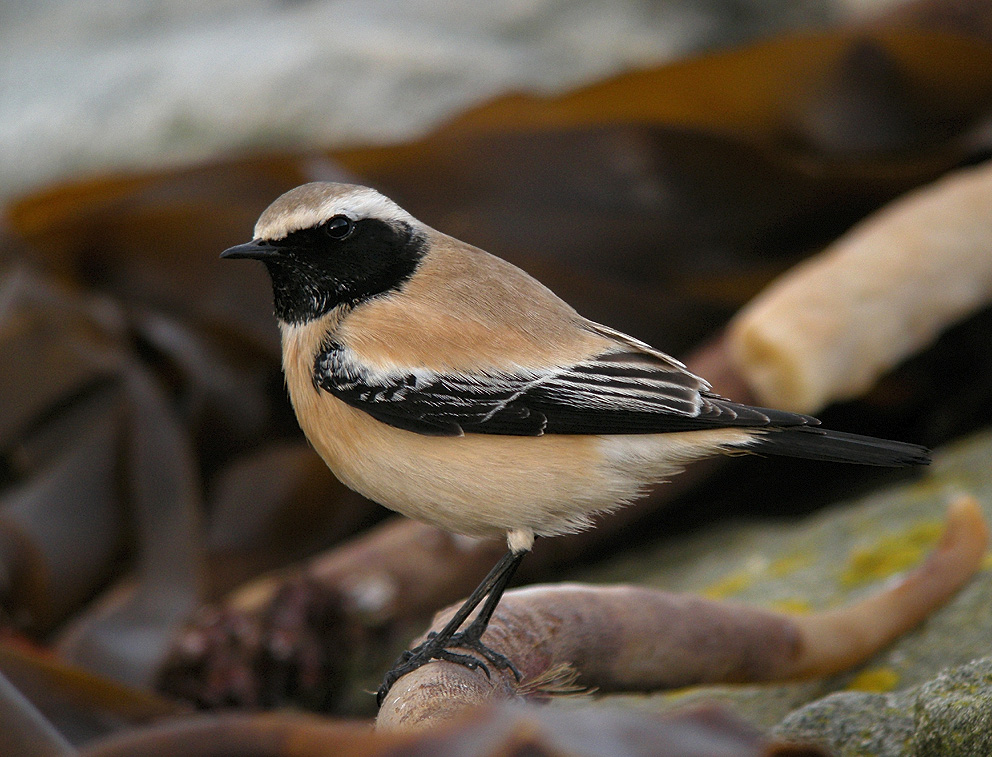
left=221, top=181, right=930, bottom=704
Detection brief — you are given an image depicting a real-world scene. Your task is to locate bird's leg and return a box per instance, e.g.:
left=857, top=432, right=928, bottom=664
left=376, top=547, right=527, bottom=705
left=442, top=549, right=523, bottom=670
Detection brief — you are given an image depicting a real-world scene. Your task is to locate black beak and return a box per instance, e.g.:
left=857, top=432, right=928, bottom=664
left=220, top=239, right=279, bottom=260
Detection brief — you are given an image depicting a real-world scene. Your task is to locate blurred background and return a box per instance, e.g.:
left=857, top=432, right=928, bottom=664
left=2, top=0, right=901, bottom=202
left=4, top=0, right=992, bottom=754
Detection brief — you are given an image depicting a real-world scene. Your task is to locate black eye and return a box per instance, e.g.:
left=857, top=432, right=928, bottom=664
left=323, top=215, right=354, bottom=240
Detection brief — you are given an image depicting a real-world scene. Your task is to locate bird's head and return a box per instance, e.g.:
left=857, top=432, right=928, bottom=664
left=221, top=182, right=427, bottom=324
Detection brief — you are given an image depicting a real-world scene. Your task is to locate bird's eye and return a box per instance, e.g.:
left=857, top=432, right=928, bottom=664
left=323, top=215, right=354, bottom=240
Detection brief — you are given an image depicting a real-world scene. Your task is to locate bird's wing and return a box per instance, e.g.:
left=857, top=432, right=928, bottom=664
left=313, top=336, right=819, bottom=437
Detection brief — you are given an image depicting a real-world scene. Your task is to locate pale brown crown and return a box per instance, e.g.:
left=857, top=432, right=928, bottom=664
left=253, top=182, right=417, bottom=241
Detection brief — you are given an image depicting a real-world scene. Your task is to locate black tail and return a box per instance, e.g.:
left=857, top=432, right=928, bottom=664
left=751, top=426, right=931, bottom=467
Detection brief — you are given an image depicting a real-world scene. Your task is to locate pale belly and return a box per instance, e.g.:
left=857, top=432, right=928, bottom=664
left=296, top=390, right=626, bottom=539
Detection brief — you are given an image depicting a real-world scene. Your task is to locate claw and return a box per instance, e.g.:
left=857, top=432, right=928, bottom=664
left=436, top=648, right=491, bottom=678
left=446, top=630, right=521, bottom=681
left=376, top=632, right=518, bottom=705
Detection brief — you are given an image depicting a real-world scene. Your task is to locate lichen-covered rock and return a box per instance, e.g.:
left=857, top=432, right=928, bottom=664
left=775, top=689, right=916, bottom=757
left=912, top=657, right=992, bottom=757
left=577, top=428, right=992, bottom=745
left=774, top=656, right=992, bottom=756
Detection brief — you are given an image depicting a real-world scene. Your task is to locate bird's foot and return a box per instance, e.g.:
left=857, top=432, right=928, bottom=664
left=446, top=627, right=522, bottom=680
left=376, top=628, right=520, bottom=706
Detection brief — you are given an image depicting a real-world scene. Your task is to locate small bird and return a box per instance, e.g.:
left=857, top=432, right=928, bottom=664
left=221, top=182, right=929, bottom=704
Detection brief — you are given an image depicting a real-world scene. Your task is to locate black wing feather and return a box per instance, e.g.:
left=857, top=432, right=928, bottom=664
left=313, top=341, right=819, bottom=437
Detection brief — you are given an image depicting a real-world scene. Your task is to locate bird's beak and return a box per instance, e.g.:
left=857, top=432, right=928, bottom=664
left=220, top=239, right=279, bottom=260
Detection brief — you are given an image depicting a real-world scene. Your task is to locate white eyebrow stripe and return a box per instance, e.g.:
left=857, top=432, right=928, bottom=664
left=254, top=185, right=417, bottom=240
left=322, top=187, right=416, bottom=225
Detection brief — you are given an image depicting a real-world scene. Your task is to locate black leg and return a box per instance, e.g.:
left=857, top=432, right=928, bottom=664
left=450, top=549, right=523, bottom=641
left=376, top=548, right=527, bottom=705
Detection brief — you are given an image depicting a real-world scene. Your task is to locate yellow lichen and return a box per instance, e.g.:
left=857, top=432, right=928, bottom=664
left=702, top=570, right=754, bottom=600
left=769, top=597, right=814, bottom=615
left=839, top=520, right=943, bottom=588
left=768, top=551, right=814, bottom=577
left=846, top=667, right=901, bottom=693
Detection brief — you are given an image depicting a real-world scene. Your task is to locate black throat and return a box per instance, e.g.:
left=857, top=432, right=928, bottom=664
left=263, top=219, right=426, bottom=325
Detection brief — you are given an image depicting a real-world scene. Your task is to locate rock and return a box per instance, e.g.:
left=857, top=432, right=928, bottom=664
left=575, top=428, right=992, bottom=749
left=775, top=689, right=917, bottom=756
left=913, top=657, right=992, bottom=757
left=775, top=656, right=992, bottom=756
